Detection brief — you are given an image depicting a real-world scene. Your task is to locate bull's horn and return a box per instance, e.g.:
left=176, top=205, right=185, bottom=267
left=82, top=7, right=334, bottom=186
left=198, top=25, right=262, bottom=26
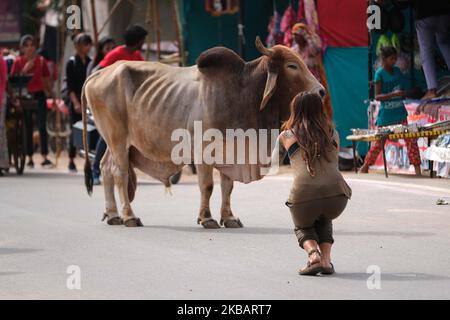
left=255, top=36, right=273, bottom=57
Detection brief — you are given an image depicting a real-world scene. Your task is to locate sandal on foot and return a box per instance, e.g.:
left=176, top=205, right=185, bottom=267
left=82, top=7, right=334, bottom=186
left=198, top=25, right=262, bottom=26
left=298, top=249, right=323, bottom=276
left=321, top=263, right=335, bottom=275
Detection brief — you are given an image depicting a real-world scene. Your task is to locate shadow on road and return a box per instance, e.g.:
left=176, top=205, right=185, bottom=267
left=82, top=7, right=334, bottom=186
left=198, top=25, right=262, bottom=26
left=0, top=272, right=25, bottom=277
left=144, top=225, right=435, bottom=238
left=333, top=272, right=450, bottom=282
left=0, top=248, right=42, bottom=255
left=144, top=225, right=292, bottom=235
left=1, top=171, right=80, bottom=180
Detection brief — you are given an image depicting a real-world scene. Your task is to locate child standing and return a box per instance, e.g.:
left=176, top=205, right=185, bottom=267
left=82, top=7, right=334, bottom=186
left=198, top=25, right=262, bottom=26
left=359, top=47, right=421, bottom=175
left=66, top=33, right=93, bottom=172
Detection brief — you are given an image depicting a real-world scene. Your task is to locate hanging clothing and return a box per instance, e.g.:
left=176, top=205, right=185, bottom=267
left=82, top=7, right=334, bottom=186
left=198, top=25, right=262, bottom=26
left=291, top=23, right=333, bottom=119
left=281, top=5, right=297, bottom=47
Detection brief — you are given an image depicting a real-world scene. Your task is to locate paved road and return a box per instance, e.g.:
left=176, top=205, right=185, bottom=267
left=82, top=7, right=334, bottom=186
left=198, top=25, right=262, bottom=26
left=1, top=168, right=449, bottom=299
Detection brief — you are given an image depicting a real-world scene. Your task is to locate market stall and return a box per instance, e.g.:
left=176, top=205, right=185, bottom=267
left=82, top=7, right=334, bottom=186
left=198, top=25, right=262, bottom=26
left=347, top=120, right=450, bottom=178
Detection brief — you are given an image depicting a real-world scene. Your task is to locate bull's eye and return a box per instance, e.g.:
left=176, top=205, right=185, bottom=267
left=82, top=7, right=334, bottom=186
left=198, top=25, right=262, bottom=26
left=286, top=63, right=299, bottom=70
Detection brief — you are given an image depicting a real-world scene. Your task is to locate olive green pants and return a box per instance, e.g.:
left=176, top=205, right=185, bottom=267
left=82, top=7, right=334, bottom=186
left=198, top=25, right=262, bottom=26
left=286, top=195, right=348, bottom=249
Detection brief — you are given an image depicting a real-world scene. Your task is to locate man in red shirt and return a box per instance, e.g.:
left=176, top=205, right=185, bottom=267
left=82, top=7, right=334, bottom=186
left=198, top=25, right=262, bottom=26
left=11, top=35, right=53, bottom=168
left=98, top=24, right=147, bottom=68
left=92, top=24, right=148, bottom=185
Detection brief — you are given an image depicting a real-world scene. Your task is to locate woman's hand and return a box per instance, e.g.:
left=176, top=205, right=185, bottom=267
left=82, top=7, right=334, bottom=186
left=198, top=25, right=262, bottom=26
left=74, top=101, right=82, bottom=114
left=392, top=89, right=406, bottom=98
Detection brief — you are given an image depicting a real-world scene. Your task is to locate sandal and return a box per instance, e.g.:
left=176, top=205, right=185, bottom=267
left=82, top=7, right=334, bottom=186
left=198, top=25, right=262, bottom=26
left=298, top=249, right=323, bottom=276
left=321, top=262, right=335, bottom=275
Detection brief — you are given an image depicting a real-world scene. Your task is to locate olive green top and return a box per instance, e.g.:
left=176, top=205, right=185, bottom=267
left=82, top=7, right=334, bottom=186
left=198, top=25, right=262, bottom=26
left=284, top=130, right=352, bottom=204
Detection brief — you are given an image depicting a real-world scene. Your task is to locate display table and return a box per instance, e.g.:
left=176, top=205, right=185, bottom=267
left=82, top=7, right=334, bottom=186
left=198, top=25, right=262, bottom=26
left=347, top=129, right=450, bottom=178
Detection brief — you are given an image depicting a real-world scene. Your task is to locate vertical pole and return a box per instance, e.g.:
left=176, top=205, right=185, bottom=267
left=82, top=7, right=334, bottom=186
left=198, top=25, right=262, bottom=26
left=90, top=0, right=98, bottom=46
left=353, top=141, right=358, bottom=173
left=428, top=138, right=434, bottom=178
left=153, top=0, right=161, bottom=61
left=145, top=0, right=153, bottom=60
left=171, top=0, right=185, bottom=66
left=381, top=137, right=388, bottom=178
left=55, top=0, right=68, bottom=166
left=409, top=4, right=415, bottom=89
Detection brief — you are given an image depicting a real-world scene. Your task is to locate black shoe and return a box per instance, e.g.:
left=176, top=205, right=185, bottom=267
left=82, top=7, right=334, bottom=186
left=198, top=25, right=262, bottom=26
left=27, top=160, right=35, bottom=169
left=68, top=161, right=77, bottom=173
left=41, top=159, right=54, bottom=168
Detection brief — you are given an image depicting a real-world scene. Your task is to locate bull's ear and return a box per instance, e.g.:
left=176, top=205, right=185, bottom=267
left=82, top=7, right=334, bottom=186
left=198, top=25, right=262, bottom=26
left=260, top=70, right=278, bottom=110
left=197, top=47, right=244, bottom=76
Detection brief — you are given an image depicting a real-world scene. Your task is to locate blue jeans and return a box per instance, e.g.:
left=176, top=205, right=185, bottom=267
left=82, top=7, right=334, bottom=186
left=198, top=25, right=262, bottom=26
left=93, top=136, right=107, bottom=178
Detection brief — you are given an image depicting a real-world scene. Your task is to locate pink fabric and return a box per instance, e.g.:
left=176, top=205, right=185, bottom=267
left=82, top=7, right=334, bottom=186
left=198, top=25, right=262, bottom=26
left=281, top=5, right=297, bottom=47
left=317, top=0, right=368, bottom=48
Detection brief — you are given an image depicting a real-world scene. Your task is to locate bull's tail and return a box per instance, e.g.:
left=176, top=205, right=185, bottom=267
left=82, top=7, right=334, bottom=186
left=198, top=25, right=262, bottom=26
left=81, top=85, right=93, bottom=195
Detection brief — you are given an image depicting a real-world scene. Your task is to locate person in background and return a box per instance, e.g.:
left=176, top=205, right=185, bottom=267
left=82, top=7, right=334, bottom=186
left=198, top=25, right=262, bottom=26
left=291, top=23, right=332, bottom=120
left=0, top=54, right=8, bottom=175
left=92, top=25, right=147, bottom=185
left=87, top=36, right=115, bottom=76
left=11, top=35, right=53, bottom=168
left=87, top=36, right=116, bottom=185
left=412, top=0, right=450, bottom=99
left=359, top=47, right=421, bottom=175
left=97, top=24, right=147, bottom=69
left=274, top=92, right=351, bottom=276
left=66, top=33, right=92, bottom=172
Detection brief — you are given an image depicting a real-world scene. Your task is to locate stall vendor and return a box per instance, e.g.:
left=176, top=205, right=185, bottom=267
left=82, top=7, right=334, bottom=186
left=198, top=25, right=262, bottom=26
left=359, top=46, right=422, bottom=175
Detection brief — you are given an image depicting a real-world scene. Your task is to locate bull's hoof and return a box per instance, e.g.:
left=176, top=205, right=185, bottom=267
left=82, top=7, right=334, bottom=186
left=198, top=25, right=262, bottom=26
left=220, top=218, right=244, bottom=228
left=123, top=217, right=144, bottom=227
left=107, top=216, right=123, bottom=226
left=102, top=213, right=123, bottom=226
left=197, top=218, right=221, bottom=229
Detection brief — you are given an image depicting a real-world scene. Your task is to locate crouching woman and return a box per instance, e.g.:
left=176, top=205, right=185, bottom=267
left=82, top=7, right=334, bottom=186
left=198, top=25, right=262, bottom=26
left=274, top=92, right=352, bottom=276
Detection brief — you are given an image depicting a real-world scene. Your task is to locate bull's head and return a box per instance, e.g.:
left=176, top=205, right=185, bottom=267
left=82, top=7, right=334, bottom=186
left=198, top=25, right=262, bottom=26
left=255, top=36, right=325, bottom=111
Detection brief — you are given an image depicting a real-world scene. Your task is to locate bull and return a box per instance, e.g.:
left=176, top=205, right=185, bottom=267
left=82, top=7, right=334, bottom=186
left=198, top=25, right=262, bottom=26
left=81, top=37, right=324, bottom=228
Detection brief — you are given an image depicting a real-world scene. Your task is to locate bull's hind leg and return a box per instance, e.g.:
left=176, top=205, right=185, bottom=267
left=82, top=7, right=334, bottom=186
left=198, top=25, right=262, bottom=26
left=109, top=144, right=143, bottom=228
left=100, top=150, right=122, bottom=225
left=219, top=172, right=243, bottom=228
left=196, top=164, right=220, bottom=229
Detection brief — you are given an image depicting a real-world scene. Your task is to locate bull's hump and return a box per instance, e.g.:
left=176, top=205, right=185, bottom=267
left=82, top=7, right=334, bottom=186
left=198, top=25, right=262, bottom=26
left=197, top=47, right=244, bottom=76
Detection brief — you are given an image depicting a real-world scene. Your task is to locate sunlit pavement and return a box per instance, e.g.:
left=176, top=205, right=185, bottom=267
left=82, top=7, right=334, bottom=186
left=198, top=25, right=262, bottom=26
left=1, top=163, right=449, bottom=299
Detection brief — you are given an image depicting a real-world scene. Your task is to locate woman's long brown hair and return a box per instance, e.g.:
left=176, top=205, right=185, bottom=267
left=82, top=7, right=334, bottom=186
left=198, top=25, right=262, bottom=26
left=282, top=92, right=335, bottom=176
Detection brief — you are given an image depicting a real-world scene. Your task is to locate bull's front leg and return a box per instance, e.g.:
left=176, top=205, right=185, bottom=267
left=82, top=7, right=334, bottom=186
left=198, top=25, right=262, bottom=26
left=219, top=172, right=244, bottom=228
left=196, top=164, right=220, bottom=229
